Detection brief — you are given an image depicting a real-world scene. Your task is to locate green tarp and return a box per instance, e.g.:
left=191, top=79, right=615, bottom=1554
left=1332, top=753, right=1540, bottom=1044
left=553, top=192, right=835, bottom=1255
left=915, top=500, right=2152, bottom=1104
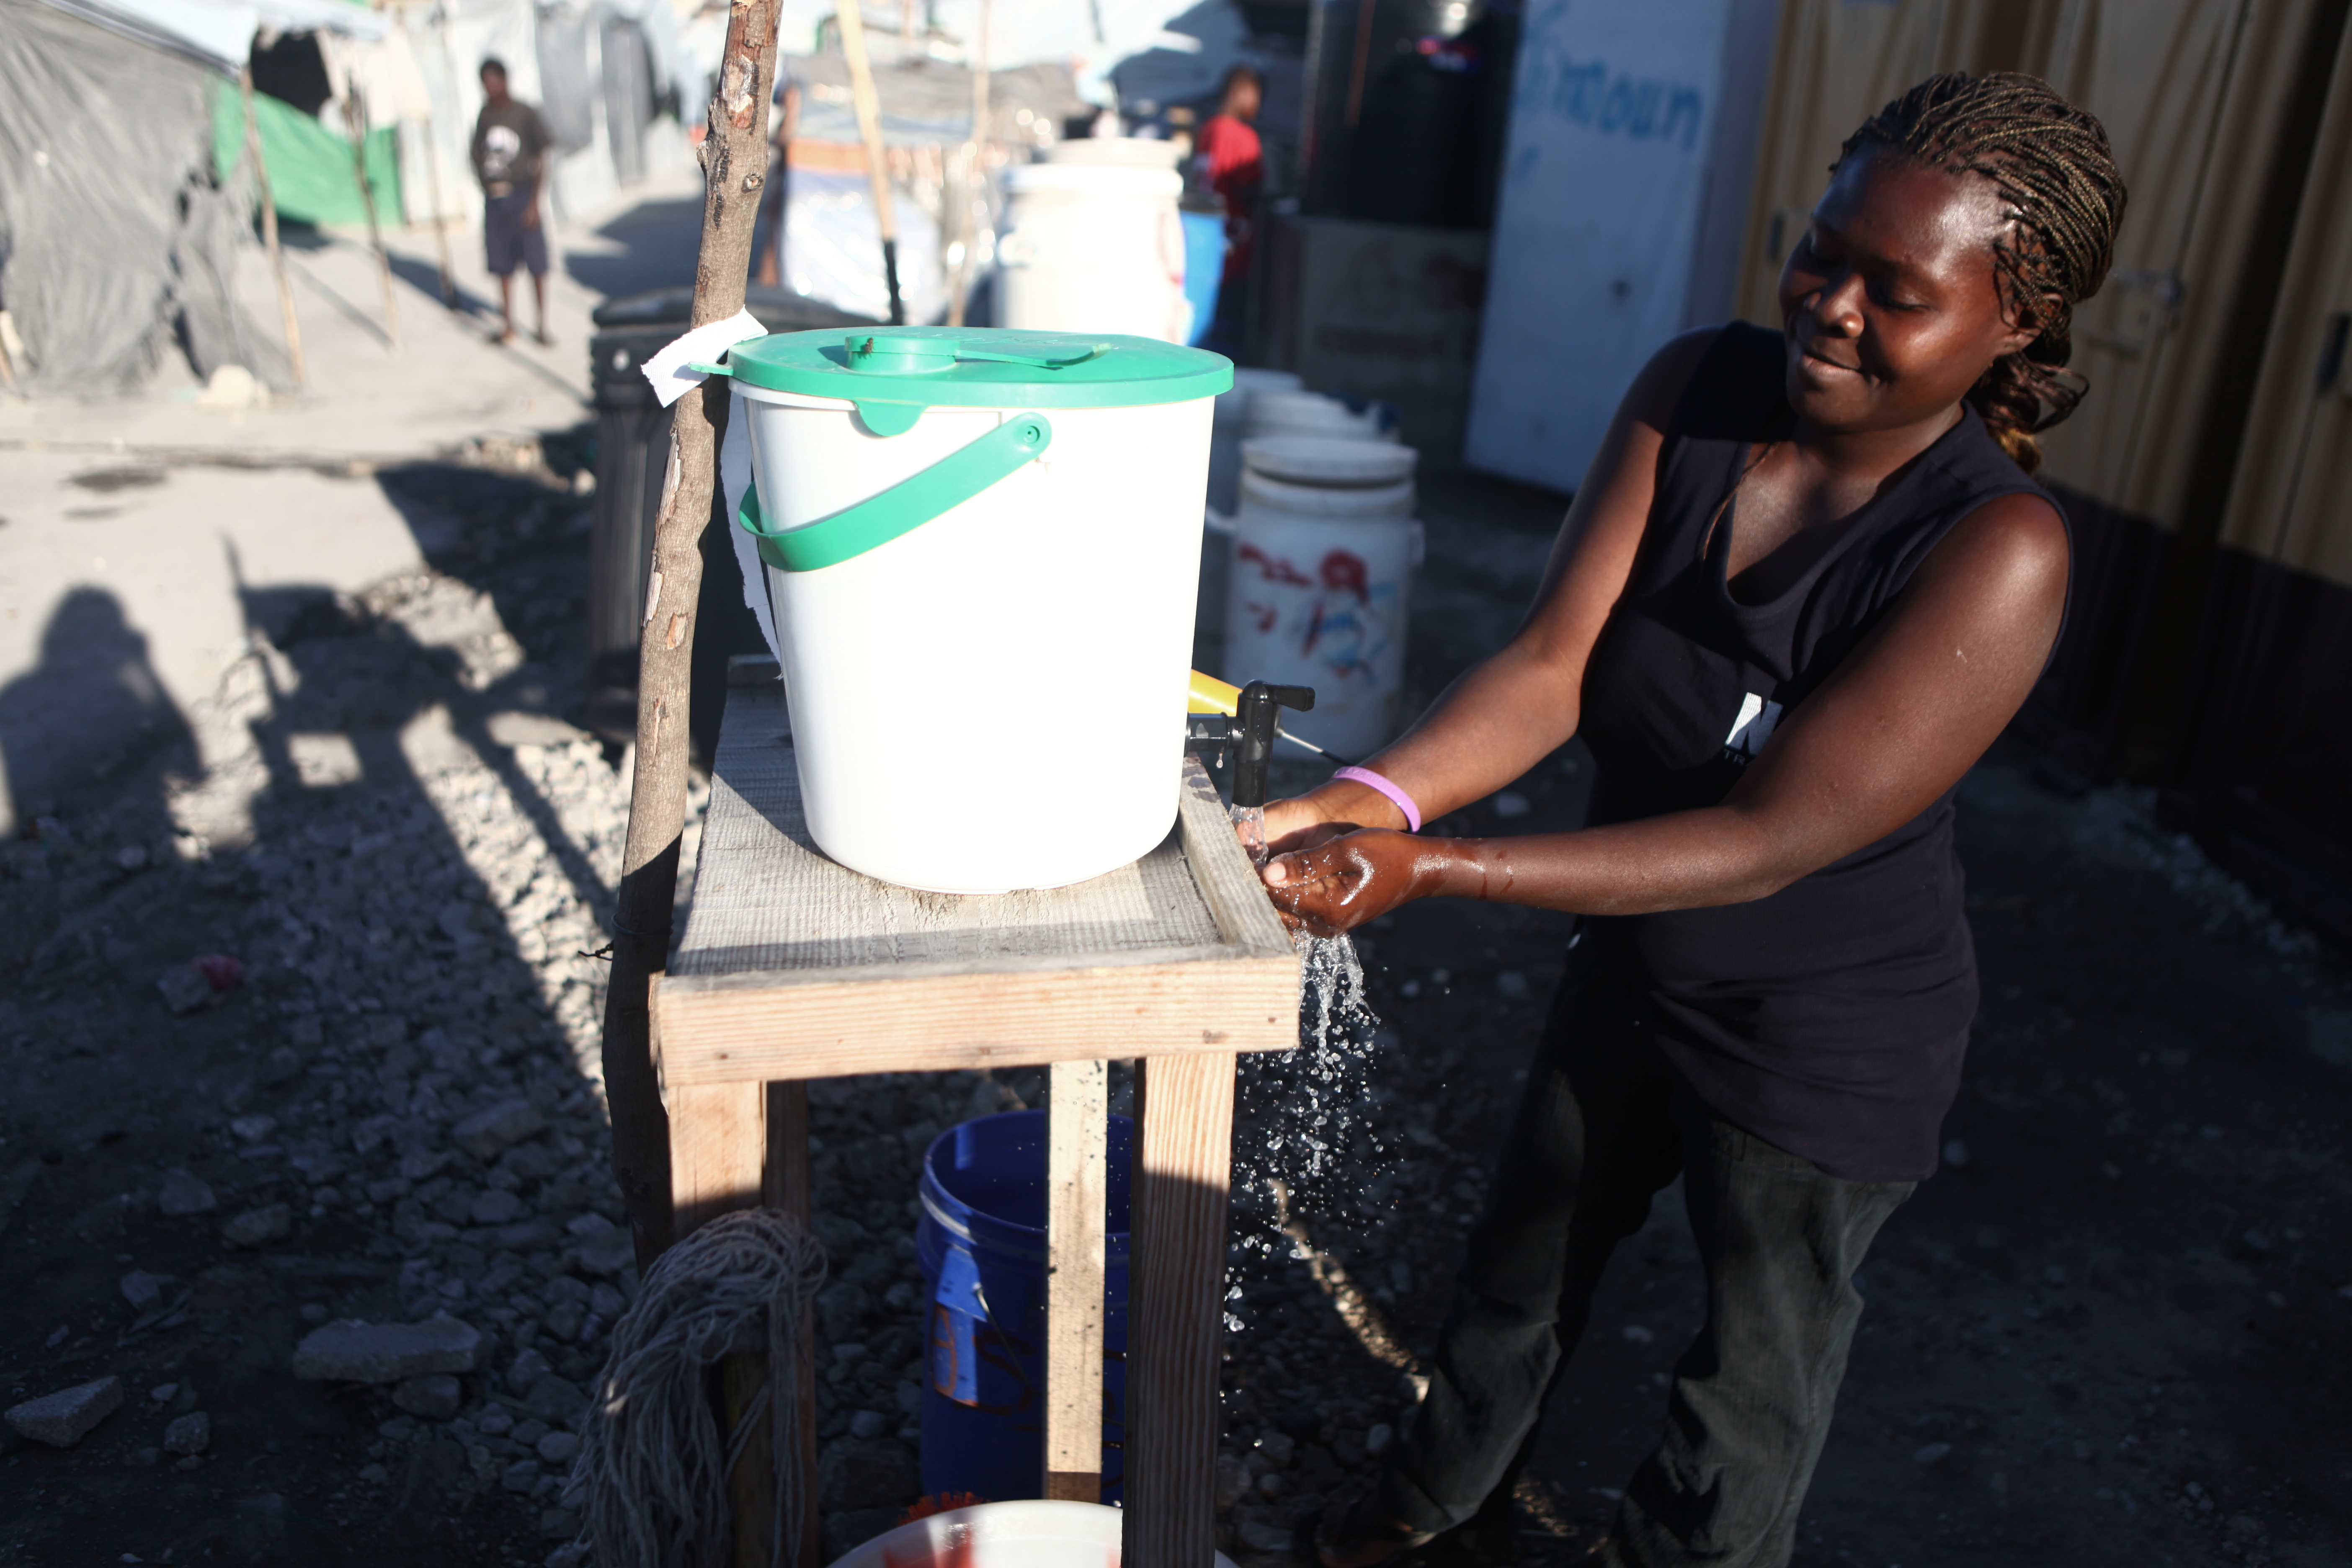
left=209, top=80, right=403, bottom=228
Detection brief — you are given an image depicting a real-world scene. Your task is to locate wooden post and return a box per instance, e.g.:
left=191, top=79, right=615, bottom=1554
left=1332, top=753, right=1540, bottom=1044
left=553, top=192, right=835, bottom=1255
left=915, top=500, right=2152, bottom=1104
left=1344, top=0, right=1379, bottom=129
left=607, top=15, right=786, bottom=1554
left=601, top=0, right=780, bottom=1271
left=343, top=93, right=403, bottom=350
left=1043, top=1058, right=1108, bottom=1502
left=396, top=3, right=459, bottom=308
left=833, top=3, right=904, bottom=324
left=946, top=0, right=990, bottom=329
left=240, top=67, right=307, bottom=391
left=1124, top=1053, right=1238, bottom=1568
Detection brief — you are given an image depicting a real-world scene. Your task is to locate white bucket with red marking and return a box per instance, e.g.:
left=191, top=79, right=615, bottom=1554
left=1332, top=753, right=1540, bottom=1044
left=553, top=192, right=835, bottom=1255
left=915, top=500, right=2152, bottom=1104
left=824, top=1499, right=1241, bottom=1568
left=1220, top=436, right=1424, bottom=761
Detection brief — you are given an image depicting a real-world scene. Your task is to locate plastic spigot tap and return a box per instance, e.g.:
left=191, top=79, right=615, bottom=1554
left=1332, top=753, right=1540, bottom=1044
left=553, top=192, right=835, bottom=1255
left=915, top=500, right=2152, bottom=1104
left=1231, top=681, right=1315, bottom=810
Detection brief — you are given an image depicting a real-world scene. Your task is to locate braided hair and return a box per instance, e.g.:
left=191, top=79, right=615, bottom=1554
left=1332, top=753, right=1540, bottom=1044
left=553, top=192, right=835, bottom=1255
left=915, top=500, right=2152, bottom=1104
left=1836, top=72, right=2127, bottom=473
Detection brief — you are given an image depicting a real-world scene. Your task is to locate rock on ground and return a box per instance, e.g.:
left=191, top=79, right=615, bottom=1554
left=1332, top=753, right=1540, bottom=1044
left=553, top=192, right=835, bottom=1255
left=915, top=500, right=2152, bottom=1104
left=816, top=1436, right=920, bottom=1513
left=155, top=1167, right=218, bottom=1216
left=120, top=1269, right=165, bottom=1311
left=157, top=965, right=214, bottom=1015
left=292, top=1319, right=483, bottom=1384
left=5, top=1376, right=124, bottom=1448
left=392, top=1372, right=464, bottom=1420
left=162, top=1411, right=211, bottom=1455
left=221, top=1203, right=291, bottom=1246
left=454, top=1100, right=548, bottom=1161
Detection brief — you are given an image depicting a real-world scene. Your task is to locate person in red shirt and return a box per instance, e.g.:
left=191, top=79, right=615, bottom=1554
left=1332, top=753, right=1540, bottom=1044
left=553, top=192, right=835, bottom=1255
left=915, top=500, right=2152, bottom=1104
left=1195, top=64, right=1265, bottom=288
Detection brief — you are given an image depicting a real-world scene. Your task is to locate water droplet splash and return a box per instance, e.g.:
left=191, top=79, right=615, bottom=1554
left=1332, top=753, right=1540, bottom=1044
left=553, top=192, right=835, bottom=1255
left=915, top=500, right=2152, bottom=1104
left=1232, top=804, right=1268, bottom=868
left=1226, top=934, right=1403, bottom=1335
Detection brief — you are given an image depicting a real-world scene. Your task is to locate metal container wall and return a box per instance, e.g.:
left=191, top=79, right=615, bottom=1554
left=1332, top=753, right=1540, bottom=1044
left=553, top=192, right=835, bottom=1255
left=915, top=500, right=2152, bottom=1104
left=1299, top=0, right=1520, bottom=232
left=2162, top=14, right=2352, bottom=943
left=1256, top=212, right=1490, bottom=457
left=583, top=286, right=875, bottom=757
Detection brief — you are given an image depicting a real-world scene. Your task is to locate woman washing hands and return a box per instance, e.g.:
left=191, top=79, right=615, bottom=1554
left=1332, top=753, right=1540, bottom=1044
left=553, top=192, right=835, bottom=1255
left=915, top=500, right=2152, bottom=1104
left=1273, top=76, right=2124, bottom=1568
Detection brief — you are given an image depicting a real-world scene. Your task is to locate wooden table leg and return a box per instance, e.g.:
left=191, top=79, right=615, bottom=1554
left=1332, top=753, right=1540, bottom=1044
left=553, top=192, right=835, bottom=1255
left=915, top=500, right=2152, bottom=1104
left=767, top=1082, right=820, bottom=1568
left=669, top=1081, right=766, bottom=1237
left=1044, top=1059, right=1108, bottom=1503
left=1124, top=1052, right=1237, bottom=1568
left=667, top=1082, right=820, bottom=1567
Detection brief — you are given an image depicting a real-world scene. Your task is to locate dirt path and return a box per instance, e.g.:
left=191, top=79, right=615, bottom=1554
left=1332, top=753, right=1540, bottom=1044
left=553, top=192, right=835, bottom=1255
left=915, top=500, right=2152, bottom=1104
left=0, top=457, right=2344, bottom=1568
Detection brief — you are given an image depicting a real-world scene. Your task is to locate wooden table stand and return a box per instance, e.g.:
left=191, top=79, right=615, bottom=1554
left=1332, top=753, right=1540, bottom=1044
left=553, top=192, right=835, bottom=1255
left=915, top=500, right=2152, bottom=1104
left=652, top=673, right=1300, bottom=1567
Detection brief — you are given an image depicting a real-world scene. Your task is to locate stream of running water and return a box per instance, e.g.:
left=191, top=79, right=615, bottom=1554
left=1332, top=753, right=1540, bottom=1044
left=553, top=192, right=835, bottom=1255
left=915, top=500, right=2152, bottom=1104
left=1226, top=932, right=1403, bottom=1333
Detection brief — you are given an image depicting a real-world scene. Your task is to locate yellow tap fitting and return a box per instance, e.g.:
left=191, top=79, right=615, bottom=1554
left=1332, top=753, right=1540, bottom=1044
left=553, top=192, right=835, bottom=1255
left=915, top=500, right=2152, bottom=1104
left=1188, top=670, right=1243, bottom=716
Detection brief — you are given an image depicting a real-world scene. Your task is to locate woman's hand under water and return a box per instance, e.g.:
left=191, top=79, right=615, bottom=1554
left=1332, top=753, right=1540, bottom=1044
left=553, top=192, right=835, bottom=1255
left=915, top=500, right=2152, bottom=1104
left=1260, top=829, right=1481, bottom=937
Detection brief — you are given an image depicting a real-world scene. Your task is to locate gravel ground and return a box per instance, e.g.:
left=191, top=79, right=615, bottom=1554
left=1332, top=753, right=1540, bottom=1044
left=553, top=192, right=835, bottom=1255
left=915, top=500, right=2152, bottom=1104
left=0, top=450, right=2346, bottom=1568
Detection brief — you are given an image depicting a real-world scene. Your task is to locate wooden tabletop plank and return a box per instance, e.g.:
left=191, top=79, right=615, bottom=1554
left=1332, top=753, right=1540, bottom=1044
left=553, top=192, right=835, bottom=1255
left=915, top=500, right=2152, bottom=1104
left=676, top=684, right=1228, bottom=977
left=654, top=947, right=1299, bottom=1085
left=659, top=682, right=1300, bottom=1089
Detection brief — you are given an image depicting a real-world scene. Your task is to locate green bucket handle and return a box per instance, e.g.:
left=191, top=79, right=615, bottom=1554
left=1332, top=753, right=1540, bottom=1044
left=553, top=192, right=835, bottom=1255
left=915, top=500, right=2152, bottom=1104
left=735, top=411, right=1055, bottom=573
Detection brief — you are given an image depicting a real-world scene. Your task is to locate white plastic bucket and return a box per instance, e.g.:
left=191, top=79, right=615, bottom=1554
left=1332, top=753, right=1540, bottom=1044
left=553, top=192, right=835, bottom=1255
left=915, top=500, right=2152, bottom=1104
left=727, top=334, right=1221, bottom=895
left=825, top=1499, right=1240, bottom=1568
left=1043, top=136, right=1186, bottom=170
left=1244, top=388, right=1401, bottom=444
left=998, top=160, right=1189, bottom=343
left=1208, top=367, right=1306, bottom=516
left=1222, top=436, right=1424, bottom=762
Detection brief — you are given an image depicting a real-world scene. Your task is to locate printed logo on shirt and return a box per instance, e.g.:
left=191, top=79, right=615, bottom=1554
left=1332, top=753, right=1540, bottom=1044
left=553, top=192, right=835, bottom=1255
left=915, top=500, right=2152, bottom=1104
left=482, top=125, right=523, bottom=181
left=1723, top=691, right=1782, bottom=765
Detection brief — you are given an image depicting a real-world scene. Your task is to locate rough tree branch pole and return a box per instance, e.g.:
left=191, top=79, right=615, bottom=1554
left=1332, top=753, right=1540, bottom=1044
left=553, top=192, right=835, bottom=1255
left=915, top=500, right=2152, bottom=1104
left=603, top=0, right=780, bottom=1271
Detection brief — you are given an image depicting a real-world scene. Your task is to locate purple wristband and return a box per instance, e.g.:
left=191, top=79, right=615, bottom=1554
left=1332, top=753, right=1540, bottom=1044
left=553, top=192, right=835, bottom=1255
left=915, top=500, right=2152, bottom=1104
left=1333, top=766, right=1422, bottom=833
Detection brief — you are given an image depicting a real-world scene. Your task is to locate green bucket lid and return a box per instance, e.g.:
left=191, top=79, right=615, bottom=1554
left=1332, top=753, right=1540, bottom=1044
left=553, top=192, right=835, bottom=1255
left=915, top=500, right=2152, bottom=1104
left=714, top=327, right=1231, bottom=435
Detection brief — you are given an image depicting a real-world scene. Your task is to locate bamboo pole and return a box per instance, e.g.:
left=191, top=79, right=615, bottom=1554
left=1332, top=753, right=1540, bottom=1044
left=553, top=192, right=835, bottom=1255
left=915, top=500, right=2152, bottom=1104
left=240, top=67, right=307, bottom=391
left=343, top=92, right=404, bottom=350
left=834, top=3, right=904, bottom=323
left=946, top=0, right=989, bottom=328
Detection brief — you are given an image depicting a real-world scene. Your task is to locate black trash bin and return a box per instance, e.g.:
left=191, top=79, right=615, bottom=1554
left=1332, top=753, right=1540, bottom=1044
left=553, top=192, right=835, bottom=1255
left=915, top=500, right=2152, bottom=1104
left=586, top=285, right=879, bottom=759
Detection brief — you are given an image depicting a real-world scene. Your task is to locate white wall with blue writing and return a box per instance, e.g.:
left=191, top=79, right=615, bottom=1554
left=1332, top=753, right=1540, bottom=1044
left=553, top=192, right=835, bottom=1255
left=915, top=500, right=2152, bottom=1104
left=1464, top=0, right=1749, bottom=493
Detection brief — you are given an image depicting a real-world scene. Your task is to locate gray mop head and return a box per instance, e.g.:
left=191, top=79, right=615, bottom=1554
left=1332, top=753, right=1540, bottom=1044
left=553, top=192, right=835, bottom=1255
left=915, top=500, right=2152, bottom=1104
left=565, top=1208, right=828, bottom=1568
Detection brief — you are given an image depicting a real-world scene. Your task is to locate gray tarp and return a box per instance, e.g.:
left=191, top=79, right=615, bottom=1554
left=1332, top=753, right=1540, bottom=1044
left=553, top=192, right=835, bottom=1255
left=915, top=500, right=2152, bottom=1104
left=0, top=0, right=279, bottom=393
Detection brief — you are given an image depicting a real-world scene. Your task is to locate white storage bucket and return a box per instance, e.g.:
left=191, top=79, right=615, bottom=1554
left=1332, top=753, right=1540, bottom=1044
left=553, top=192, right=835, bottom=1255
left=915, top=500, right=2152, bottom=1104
left=1244, top=388, right=1401, bottom=444
left=825, top=1499, right=1240, bottom=1568
left=1208, top=366, right=1306, bottom=516
left=997, top=160, right=1189, bottom=343
left=1223, top=436, right=1424, bottom=762
left=717, top=328, right=1230, bottom=894
left=1043, top=136, right=1185, bottom=170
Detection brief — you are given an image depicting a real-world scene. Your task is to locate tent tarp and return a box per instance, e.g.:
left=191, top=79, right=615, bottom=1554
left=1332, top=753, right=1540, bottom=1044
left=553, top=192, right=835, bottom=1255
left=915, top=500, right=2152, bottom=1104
left=209, top=76, right=402, bottom=227
left=3, top=0, right=280, bottom=392
left=41, top=0, right=387, bottom=72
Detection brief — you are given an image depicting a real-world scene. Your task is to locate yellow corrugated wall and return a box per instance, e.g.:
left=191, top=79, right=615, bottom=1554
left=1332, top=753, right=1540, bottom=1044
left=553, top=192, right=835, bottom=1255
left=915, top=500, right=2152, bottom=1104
left=2027, top=0, right=2324, bottom=531
left=1731, top=0, right=1989, bottom=330
left=2214, top=15, right=2352, bottom=589
left=1733, top=1, right=2325, bottom=541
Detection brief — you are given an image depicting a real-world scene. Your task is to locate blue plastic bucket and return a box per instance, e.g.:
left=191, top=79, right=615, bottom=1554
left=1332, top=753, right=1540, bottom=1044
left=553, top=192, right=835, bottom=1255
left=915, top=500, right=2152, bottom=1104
left=917, top=1110, right=1133, bottom=1506
left=1180, top=209, right=1228, bottom=347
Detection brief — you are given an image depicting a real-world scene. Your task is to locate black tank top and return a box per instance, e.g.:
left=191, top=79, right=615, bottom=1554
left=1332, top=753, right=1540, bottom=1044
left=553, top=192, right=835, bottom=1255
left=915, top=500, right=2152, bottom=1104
left=1577, top=322, right=2059, bottom=1182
